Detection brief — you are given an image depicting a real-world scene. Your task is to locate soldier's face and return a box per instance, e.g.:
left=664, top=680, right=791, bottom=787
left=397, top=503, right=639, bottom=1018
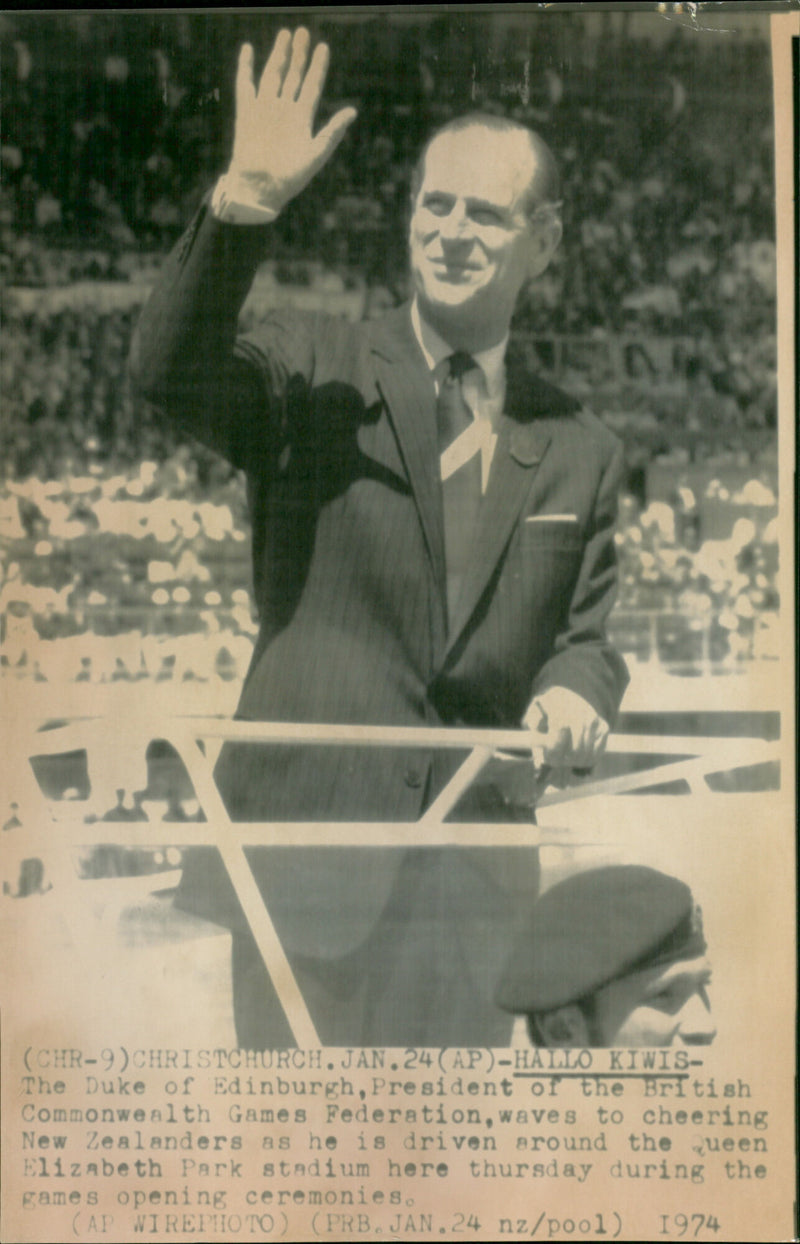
left=409, top=128, right=549, bottom=342
left=591, top=957, right=716, bottom=1047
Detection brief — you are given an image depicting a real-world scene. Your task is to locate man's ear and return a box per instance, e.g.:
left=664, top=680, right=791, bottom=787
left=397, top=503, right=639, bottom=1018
left=535, top=1004, right=590, bottom=1047
left=526, top=211, right=563, bottom=280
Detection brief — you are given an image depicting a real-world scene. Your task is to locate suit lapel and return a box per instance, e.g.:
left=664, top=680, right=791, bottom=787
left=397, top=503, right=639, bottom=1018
left=367, top=316, right=576, bottom=662
left=369, top=306, right=446, bottom=597
left=445, top=413, right=551, bottom=653
left=444, top=346, right=576, bottom=655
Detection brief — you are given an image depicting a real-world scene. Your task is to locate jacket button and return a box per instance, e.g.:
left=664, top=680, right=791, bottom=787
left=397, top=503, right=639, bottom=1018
left=404, top=766, right=422, bottom=788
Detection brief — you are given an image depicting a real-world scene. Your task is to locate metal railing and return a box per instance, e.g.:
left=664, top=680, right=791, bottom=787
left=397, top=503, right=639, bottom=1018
left=4, top=716, right=782, bottom=1046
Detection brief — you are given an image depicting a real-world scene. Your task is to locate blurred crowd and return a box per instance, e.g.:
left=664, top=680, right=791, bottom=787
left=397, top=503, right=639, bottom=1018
left=1, top=442, right=779, bottom=685
left=2, top=299, right=181, bottom=481
left=2, top=13, right=776, bottom=314
left=1, top=447, right=254, bottom=685
left=611, top=482, right=779, bottom=672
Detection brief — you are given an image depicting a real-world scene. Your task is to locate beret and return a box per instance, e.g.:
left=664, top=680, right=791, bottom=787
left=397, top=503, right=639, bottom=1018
left=495, top=864, right=705, bottom=1013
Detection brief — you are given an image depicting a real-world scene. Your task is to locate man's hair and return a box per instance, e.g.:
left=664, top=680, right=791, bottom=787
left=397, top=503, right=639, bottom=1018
left=410, top=112, right=562, bottom=220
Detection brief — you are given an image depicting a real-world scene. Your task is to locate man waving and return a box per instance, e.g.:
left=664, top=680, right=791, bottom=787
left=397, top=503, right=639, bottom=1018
left=131, top=28, right=628, bottom=1047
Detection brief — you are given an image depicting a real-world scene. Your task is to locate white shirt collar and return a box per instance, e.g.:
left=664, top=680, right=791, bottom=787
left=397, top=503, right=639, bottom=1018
left=410, top=298, right=507, bottom=400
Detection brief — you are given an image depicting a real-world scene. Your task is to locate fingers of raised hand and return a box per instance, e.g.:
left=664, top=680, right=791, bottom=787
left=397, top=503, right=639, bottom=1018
left=299, top=41, right=332, bottom=120
left=235, top=43, right=256, bottom=114
left=242, top=29, right=352, bottom=146
left=241, top=29, right=318, bottom=113
left=256, top=29, right=292, bottom=99
left=280, top=27, right=311, bottom=101
left=311, top=106, right=358, bottom=166
left=229, top=29, right=356, bottom=209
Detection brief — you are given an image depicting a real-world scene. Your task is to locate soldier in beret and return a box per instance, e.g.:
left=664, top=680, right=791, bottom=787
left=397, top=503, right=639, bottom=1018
left=495, top=865, right=716, bottom=1048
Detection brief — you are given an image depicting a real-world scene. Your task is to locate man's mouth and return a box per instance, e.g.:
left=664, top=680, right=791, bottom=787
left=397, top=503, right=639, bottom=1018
left=429, top=258, right=480, bottom=280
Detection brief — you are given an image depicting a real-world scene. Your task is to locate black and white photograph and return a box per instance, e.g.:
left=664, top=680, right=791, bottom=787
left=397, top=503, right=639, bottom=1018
left=1, top=6, right=796, bottom=1242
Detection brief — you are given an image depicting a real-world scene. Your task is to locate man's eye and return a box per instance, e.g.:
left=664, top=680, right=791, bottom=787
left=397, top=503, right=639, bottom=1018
left=648, top=989, right=682, bottom=1013
left=470, top=208, right=503, bottom=226
left=423, top=196, right=451, bottom=216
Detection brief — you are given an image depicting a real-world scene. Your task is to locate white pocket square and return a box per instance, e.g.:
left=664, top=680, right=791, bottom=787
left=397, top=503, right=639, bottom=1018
left=526, top=513, right=579, bottom=523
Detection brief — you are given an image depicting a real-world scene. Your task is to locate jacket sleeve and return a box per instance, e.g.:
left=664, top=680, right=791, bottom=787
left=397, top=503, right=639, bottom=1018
left=531, top=440, right=629, bottom=726
left=129, top=200, right=304, bottom=471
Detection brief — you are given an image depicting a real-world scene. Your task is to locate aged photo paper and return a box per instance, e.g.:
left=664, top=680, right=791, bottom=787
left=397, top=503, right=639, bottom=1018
left=1, top=6, right=797, bottom=1242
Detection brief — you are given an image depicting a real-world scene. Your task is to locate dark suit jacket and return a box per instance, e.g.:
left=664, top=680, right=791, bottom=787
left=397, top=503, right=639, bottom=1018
left=130, top=203, right=629, bottom=957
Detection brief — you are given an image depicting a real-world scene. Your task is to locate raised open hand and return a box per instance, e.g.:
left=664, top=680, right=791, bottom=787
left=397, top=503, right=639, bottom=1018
left=227, top=28, right=357, bottom=213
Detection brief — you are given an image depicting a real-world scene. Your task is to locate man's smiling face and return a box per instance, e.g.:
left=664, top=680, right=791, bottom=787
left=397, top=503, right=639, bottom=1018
left=409, top=126, right=557, bottom=348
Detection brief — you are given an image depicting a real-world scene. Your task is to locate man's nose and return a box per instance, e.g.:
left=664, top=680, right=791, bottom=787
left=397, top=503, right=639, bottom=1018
left=439, top=203, right=472, bottom=243
left=677, top=995, right=717, bottom=1045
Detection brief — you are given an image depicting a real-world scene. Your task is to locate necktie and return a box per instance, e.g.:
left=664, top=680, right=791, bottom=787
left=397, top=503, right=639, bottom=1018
left=437, top=353, right=482, bottom=628
left=436, top=351, right=475, bottom=451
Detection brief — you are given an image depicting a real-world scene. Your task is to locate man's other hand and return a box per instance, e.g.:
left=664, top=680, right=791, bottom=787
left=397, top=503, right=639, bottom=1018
left=524, top=686, right=609, bottom=781
left=227, top=28, right=357, bottom=214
